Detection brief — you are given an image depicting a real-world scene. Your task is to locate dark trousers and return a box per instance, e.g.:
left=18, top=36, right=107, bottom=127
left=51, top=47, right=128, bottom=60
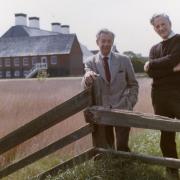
left=152, top=89, right=180, bottom=174
left=104, top=125, right=130, bottom=151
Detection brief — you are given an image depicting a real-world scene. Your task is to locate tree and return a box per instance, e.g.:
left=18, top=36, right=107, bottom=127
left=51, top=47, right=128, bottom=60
left=123, top=51, right=147, bottom=73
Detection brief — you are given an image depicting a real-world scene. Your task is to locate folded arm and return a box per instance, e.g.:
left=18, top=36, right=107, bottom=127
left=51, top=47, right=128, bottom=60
left=149, top=41, right=180, bottom=69
left=145, top=44, right=180, bottom=78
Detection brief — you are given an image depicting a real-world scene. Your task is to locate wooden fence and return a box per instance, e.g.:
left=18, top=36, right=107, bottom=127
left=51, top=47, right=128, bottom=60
left=0, top=78, right=180, bottom=179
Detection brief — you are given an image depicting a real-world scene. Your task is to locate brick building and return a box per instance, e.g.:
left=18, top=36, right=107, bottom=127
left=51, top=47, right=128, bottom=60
left=0, top=13, right=90, bottom=78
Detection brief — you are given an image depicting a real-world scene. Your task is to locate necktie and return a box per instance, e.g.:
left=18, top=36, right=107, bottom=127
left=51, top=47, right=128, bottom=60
left=103, top=57, right=111, bottom=82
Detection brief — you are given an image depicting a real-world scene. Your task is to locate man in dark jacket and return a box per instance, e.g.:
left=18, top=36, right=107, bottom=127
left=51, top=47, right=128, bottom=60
left=144, top=13, right=180, bottom=179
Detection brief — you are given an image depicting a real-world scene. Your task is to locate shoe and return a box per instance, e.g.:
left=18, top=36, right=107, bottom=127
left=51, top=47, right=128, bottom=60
left=116, top=146, right=131, bottom=152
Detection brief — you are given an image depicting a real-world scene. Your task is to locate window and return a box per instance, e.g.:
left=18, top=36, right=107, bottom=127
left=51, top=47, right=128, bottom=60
left=32, top=56, right=38, bottom=66
left=41, top=56, right=47, bottom=63
left=0, top=71, right=3, bottom=78
left=5, top=71, right=11, bottom=78
left=5, top=58, right=11, bottom=67
left=0, top=59, right=3, bottom=67
left=14, top=58, right=20, bottom=67
left=23, top=57, right=29, bottom=66
left=50, top=56, right=57, bottom=65
left=23, top=70, right=29, bottom=77
left=14, top=70, right=20, bottom=77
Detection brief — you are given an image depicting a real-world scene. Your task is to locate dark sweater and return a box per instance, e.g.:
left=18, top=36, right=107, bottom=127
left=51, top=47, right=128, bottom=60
left=147, top=34, right=180, bottom=89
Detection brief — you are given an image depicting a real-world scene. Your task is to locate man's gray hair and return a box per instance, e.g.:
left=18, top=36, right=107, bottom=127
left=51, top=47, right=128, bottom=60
left=96, top=28, right=115, bottom=41
left=150, top=13, right=171, bottom=25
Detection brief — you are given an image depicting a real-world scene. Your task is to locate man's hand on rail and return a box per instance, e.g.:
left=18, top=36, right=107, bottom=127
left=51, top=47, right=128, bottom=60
left=84, top=71, right=98, bottom=87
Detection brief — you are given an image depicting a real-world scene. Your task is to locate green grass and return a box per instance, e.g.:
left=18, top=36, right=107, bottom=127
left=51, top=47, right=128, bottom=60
left=3, top=130, right=180, bottom=180
left=46, top=156, right=165, bottom=180
left=41, top=130, right=179, bottom=180
left=2, top=153, right=68, bottom=180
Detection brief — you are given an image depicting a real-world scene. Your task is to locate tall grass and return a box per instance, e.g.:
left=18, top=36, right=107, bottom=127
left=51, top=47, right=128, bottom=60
left=2, top=129, right=170, bottom=180
left=3, top=130, right=180, bottom=179
left=0, top=76, right=165, bottom=179
left=41, top=130, right=170, bottom=180
left=45, top=131, right=180, bottom=180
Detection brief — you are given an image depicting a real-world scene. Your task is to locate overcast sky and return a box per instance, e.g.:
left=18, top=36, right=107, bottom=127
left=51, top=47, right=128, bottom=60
left=0, top=0, right=179, bottom=56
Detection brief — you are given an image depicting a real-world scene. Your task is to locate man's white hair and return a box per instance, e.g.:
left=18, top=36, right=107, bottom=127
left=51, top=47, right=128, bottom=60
left=150, top=13, right=171, bottom=26
left=96, top=28, right=115, bottom=41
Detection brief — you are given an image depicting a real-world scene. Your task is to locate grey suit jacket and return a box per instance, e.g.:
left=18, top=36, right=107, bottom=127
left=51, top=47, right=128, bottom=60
left=81, top=52, right=139, bottom=110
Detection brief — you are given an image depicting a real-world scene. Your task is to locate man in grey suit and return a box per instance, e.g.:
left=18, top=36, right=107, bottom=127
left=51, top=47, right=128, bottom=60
left=82, top=28, right=138, bottom=151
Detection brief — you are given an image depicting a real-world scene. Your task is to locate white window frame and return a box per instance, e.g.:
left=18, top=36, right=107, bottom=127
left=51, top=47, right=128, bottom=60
left=50, top=55, right=57, bottom=65
left=0, top=59, right=3, bottom=67
left=14, top=57, right=20, bottom=67
left=23, top=57, right=29, bottom=66
left=5, top=71, right=11, bottom=78
left=0, top=71, right=3, bottom=78
left=5, top=58, right=11, bottom=67
left=14, top=70, right=20, bottom=77
left=32, top=56, right=38, bottom=66
left=41, top=56, right=47, bottom=64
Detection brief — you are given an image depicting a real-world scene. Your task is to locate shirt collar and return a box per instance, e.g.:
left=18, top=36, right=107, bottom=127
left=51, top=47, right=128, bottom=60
left=99, top=52, right=111, bottom=60
left=164, top=31, right=176, bottom=41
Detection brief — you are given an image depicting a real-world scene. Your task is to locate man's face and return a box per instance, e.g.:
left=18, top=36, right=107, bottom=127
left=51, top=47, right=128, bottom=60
left=153, top=16, right=172, bottom=40
left=96, top=33, right=113, bottom=56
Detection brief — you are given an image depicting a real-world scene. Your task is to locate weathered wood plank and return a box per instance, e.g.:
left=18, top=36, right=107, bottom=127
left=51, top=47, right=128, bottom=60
left=0, top=124, right=93, bottom=178
left=87, top=106, right=180, bottom=132
left=96, top=148, right=180, bottom=169
left=85, top=77, right=108, bottom=148
left=0, top=88, right=92, bottom=155
left=91, top=77, right=102, bottom=106
left=34, top=148, right=97, bottom=180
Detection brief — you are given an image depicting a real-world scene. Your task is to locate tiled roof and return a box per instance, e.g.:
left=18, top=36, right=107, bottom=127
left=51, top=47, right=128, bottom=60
left=1, top=25, right=59, bottom=38
left=0, top=34, right=75, bottom=57
left=0, top=25, right=92, bottom=58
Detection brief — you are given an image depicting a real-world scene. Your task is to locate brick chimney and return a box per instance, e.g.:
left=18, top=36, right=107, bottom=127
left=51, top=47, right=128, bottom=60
left=29, top=17, right=40, bottom=29
left=15, top=13, right=27, bottom=26
left=51, top=22, right=61, bottom=33
left=61, top=25, right=70, bottom=34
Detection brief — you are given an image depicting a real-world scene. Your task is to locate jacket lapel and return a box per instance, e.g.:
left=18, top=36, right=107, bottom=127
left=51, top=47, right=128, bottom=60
left=110, top=53, right=121, bottom=83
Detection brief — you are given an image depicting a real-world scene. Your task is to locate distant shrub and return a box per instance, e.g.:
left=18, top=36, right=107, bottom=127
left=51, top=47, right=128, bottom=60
left=37, top=69, right=49, bottom=80
left=123, top=51, right=148, bottom=73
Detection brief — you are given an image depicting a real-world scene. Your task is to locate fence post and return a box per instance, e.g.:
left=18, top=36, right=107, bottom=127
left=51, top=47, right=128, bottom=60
left=90, top=77, right=108, bottom=148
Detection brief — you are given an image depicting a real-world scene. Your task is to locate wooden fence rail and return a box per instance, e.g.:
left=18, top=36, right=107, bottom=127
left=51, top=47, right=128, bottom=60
left=1, top=78, right=180, bottom=179
left=96, top=148, right=180, bottom=169
left=0, top=88, right=92, bottom=155
left=85, top=106, right=180, bottom=132
left=0, top=124, right=93, bottom=178
left=35, top=148, right=96, bottom=180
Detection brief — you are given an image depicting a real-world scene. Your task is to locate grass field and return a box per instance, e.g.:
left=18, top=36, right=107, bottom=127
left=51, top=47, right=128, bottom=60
left=0, top=76, right=157, bottom=179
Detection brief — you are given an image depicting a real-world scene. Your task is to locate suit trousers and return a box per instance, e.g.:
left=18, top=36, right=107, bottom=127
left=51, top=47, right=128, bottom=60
left=152, top=88, right=180, bottom=174
left=103, top=125, right=130, bottom=151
